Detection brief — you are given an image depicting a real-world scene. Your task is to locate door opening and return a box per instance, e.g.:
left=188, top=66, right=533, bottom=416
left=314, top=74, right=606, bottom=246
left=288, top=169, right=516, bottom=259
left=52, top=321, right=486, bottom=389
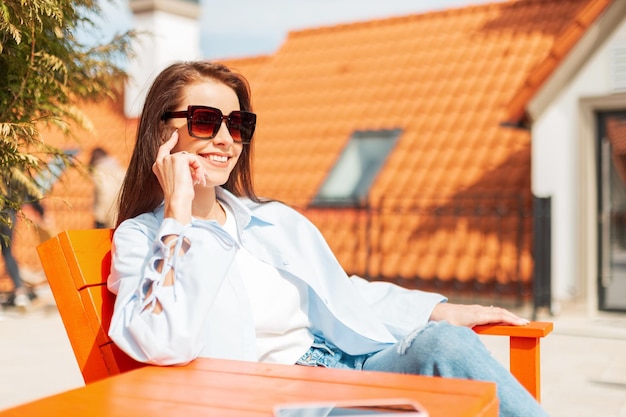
left=597, top=111, right=626, bottom=312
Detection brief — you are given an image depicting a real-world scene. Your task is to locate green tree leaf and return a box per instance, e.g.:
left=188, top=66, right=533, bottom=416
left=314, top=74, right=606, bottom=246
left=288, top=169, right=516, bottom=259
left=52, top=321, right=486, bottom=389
left=0, top=0, right=135, bottom=231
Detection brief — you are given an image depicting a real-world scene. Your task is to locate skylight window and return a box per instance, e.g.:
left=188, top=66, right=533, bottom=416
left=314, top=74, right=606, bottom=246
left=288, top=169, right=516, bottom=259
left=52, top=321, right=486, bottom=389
left=313, top=129, right=401, bottom=207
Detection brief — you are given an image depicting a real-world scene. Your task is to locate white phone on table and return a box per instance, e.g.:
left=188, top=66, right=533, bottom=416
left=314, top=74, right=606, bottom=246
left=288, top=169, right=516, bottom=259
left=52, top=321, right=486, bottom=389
left=273, top=398, right=428, bottom=417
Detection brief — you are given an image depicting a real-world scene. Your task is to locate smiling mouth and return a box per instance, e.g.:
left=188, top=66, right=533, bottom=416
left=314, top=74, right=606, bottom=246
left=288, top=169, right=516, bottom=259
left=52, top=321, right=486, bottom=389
left=203, top=154, right=229, bottom=163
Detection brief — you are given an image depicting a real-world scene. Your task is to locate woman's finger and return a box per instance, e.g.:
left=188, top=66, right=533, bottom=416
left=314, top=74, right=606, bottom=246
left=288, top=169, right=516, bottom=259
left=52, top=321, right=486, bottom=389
left=486, top=305, right=529, bottom=326
left=187, top=155, right=206, bottom=186
left=156, top=130, right=179, bottom=161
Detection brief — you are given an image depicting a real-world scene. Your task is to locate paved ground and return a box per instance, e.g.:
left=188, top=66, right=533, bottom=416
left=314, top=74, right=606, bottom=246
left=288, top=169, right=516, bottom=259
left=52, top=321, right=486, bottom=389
left=1, top=285, right=626, bottom=416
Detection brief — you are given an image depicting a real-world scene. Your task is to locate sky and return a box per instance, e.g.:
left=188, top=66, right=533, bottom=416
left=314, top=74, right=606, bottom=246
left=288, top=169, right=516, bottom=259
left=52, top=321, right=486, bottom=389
left=98, top=0, right=506, bottom=60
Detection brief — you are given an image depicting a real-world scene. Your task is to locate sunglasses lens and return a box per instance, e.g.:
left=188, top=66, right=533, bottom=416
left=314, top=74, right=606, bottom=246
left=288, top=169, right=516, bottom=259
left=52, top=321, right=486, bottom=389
left=228, top=112, right=256, bottom=143
left=191, top=108, right=220, bottom=138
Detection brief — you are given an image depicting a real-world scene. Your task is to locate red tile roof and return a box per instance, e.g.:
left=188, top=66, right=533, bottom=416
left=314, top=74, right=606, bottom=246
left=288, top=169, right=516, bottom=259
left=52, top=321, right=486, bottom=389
left=226, top=0, right=595, bottom=204
left=218, top=0, right=608, bottom=293
left=2, top=0, right=613, bottom=296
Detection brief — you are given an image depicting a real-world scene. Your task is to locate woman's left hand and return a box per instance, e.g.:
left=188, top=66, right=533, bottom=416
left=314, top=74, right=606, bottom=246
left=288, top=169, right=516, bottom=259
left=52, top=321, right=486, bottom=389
left=429, top=302, right=530, bottom=328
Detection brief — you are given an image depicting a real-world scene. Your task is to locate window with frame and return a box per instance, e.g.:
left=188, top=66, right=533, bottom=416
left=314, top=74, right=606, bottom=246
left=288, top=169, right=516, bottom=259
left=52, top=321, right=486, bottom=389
left=312, top=129, right=401, bottom=207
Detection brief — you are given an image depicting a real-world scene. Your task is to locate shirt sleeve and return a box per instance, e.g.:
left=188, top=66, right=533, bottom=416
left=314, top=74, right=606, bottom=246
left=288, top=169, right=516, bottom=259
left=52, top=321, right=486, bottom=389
left=107, top=216, right=238, bottom=365
left=348, top=275, right=447, bottom=338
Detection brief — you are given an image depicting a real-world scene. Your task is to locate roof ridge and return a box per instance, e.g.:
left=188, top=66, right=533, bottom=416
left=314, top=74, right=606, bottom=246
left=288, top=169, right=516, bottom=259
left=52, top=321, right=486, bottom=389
left=285, top=0, right=506, bottom=39
left=217, top=54, right=273, bottom=65
left=504, top=0, right=614, bottom=124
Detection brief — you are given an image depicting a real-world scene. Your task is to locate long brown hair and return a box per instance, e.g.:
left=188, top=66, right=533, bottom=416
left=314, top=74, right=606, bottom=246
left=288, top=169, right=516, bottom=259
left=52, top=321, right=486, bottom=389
left=116, top=61, right=261, bottom=226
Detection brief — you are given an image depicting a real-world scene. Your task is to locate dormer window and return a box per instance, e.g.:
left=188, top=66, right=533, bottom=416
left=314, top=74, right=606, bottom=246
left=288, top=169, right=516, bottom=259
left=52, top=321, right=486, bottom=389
left=312, top=129, right=401, bottom=207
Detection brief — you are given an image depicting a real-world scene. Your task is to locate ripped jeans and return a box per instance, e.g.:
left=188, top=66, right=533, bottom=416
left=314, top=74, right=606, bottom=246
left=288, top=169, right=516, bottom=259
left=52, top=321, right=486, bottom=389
left=297, top=321, right=550, bottom=417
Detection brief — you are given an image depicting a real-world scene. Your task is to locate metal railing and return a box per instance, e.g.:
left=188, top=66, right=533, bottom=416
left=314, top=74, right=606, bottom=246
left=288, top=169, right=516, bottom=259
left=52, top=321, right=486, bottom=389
left=301, top=192, right=535, bottom=301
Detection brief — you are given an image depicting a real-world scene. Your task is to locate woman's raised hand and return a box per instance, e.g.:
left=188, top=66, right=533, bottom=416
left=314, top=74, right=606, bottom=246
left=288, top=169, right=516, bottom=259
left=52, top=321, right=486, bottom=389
left=152, top=130, right=206, bottom=223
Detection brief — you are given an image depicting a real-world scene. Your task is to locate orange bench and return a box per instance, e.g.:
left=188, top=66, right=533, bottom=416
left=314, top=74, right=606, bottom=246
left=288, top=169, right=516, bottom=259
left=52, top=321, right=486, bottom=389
left=37, top=229, right=145, bottom=383
left=37, top=229, right=552, bottom=400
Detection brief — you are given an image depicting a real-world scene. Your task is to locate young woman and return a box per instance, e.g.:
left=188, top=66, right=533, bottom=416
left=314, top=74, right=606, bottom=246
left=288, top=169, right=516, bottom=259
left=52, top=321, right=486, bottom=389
left=108, top=61, right=549, bottom=417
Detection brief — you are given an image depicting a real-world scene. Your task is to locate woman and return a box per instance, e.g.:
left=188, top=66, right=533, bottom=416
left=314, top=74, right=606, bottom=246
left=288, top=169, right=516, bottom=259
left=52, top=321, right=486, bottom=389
left=108, top=61, right=549, bottom=417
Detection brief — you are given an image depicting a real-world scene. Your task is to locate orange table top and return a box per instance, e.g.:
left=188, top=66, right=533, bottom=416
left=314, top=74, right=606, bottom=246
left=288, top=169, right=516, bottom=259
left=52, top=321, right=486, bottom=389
left=0, top=358, right=498, bottom=417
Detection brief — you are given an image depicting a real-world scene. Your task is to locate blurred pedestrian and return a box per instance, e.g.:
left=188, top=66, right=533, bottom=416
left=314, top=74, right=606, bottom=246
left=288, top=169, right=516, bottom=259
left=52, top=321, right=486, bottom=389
left=88, top=147, right=126, bottom=229
left=1, top=199, right=46, bottom=309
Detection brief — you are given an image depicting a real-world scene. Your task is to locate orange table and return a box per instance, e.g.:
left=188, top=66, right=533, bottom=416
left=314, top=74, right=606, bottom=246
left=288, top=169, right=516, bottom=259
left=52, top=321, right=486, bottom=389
left=0, top=358, right=498, bottom=417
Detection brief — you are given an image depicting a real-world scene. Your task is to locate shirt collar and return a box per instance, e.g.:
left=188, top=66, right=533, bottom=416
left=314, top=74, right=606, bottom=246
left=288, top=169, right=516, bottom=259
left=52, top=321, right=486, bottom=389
left=215, top=187, right=274, bottom=229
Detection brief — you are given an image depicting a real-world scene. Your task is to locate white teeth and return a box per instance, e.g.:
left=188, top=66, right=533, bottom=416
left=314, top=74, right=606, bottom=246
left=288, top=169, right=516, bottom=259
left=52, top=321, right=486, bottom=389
left=208, top=154, right=228, bottom=163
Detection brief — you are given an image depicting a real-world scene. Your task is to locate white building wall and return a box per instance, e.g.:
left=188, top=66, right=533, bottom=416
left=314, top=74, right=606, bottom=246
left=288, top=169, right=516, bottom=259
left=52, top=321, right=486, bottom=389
left=124, top=2, right=201, bottom=118
left=531, top=15, right=626, bottom=305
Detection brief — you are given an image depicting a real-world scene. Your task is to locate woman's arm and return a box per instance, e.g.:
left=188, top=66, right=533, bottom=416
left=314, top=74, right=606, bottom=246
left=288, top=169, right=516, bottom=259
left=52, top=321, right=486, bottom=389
left=107, top=216, right=237, bottom=365
left=351, top=275, right=528, bottom=334
left=349, top=276, right=446, bottom=337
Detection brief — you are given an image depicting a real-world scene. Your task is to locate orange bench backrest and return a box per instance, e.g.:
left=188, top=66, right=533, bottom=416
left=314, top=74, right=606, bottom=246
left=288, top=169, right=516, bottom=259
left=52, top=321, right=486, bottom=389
left=37, top=229, right=145, bottom=384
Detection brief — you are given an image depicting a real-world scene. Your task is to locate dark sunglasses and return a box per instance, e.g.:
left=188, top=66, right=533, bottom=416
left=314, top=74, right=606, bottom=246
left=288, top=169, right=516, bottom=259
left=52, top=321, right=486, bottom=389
left=161, top=105, right=256, bottom=144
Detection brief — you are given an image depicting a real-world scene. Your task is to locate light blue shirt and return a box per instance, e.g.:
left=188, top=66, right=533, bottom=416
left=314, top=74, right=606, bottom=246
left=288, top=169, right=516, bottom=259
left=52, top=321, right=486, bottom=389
left=108, top=187, right=446, bottom=365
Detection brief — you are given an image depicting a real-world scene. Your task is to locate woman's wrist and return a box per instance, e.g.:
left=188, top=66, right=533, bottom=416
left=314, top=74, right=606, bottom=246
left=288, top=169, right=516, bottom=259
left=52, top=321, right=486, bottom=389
left=164, top=202, right=192, bottom=224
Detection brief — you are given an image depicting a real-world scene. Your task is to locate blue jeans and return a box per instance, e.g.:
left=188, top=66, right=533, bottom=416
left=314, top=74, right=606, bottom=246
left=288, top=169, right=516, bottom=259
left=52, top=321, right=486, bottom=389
left=297, top=321, right=550, bottom=417
left=0, top=210, right=24, bottom=290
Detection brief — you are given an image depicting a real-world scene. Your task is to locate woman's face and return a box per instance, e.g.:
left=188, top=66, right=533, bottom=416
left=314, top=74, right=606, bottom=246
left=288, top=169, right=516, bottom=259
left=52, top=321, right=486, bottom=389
left=169, top=79, right=243, bottom=188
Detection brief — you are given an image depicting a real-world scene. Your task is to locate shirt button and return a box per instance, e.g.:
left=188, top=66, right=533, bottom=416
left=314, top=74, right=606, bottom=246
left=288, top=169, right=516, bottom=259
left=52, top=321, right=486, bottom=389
left=282, top=260, right=289, bottom=266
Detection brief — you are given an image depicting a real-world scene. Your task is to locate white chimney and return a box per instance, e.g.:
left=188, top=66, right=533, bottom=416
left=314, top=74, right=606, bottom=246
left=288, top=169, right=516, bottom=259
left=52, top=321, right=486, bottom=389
left=124, top=0, right=201, bottom=118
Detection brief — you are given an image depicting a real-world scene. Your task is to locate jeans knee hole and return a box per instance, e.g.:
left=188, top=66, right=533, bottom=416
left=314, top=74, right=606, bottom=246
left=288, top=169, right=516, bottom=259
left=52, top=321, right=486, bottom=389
left=397, top=323, right=432, bottom=354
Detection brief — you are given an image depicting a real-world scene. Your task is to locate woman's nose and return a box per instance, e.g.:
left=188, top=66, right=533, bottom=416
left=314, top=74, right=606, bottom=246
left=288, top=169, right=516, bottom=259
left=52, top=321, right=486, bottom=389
left=212, top=121, right=234, bottom=146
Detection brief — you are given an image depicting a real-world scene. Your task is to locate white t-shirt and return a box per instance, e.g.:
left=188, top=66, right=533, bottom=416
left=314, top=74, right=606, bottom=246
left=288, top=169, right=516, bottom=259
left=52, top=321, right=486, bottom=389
left=221, top=202, right=313, bottom=364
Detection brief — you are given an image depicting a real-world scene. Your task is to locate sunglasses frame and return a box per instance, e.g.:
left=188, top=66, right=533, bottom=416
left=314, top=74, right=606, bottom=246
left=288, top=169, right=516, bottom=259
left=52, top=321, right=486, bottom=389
left=161, top=105, right=256, bottom=144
